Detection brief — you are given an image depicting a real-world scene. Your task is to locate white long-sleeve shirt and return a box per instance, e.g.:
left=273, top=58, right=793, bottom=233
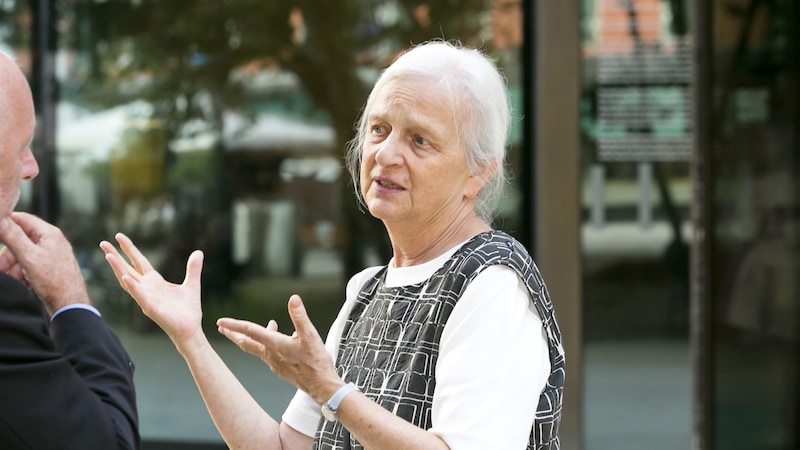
left=283, top=241, right=550, bottom=449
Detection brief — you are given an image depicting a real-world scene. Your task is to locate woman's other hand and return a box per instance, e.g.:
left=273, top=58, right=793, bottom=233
left=100, top=233, right=204, bottom=347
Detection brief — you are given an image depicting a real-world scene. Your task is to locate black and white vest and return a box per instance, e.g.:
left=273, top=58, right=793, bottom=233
left=313, top=231, right=565, bottom=449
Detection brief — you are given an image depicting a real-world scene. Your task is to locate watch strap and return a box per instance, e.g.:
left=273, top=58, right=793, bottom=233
left=324, top=382, right=359, bottom=417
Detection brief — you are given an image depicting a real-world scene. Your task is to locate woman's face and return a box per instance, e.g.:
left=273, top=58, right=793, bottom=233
left=359, top=76, right=484, bottom=231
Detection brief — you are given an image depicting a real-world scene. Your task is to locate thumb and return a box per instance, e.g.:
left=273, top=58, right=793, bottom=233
left=287, top=294, right=316, bottom=338
left=183, top=250, right=205, bottom=286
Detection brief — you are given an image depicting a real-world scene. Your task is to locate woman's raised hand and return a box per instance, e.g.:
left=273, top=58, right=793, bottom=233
left=100, top=233, right=205, bottom=346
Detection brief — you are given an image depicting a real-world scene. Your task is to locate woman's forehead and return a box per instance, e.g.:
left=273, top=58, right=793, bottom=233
left=370, top=76, right=455, bottom=118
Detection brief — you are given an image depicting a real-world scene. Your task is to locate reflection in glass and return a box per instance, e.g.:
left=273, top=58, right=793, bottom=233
left=580, top=0, right=692, bottom=448
left=709, top=0, right=798, bottom=447
left=7, top=0, right=528, bottom=444
left=1, top=1, right=32, bottom=211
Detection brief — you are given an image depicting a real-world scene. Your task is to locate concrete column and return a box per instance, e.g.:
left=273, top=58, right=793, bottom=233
left=534, top=0, right=583, bottom=448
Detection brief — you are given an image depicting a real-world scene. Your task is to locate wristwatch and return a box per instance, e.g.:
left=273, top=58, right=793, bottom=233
left=321, top=382, right=360, bottom=421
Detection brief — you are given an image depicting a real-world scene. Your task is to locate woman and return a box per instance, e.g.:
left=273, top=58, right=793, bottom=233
left=102, top=40, right=564, bottom=450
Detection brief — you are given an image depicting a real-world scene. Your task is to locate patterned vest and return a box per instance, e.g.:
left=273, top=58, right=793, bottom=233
left=313, top=231, right=565, bottom=449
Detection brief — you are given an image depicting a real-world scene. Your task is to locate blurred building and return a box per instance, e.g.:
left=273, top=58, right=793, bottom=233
left=1, top=1, right=796, bottom=449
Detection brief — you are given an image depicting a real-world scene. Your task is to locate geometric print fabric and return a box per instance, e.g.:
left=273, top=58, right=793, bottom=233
left=313, top=231, right=565, bottom=450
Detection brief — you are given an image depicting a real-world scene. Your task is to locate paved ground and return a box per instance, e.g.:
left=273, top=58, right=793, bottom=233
left=119, top=220, right=694, bottom=448
left=123, top=330, right=691, bottom=448
left=583, top=339, right=691, bottom=449
left=118, top=329, right=295, bottom=445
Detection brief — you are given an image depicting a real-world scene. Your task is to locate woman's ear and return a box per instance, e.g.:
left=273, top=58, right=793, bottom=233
left=464, top=160, right=497, bottom=199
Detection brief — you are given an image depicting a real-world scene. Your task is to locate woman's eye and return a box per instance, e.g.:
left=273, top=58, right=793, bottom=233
left=371, top=125, right=385, bottom=135
left=414, top=136, right=428, bottom=146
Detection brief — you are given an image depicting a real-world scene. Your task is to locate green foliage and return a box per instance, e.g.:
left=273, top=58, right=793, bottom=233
left=0, top=0, right=27, bottom=48
left=55, top=0, right=490, bottom=143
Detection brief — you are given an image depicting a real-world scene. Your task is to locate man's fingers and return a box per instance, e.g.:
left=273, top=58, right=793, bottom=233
left=0, top=246, right=16, bottom=272
left=0, top=213, right=60, bottom=263
left=9, top=212, right=50, bottom=240
left=9, top=264, right=25, bottom=281
left=0, top=216, right=33, bottom=259
left=0, top=248, right=27, bottom=286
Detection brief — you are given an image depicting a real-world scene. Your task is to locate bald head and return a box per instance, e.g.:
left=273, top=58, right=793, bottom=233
left=0, top=54, right=9, bottom=119
left=0, top=49, right=38, bottom=217
left=0, top=50, right=34, bottom=134
left=0, top=50, right=24, bottom=122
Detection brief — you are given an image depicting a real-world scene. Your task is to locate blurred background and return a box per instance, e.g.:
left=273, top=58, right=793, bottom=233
left=1, top=1, right=796, bottom=449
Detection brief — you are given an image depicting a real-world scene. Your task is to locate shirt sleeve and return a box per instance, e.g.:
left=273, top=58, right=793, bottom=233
left=428, top=265, right=550, bottom=450
left=50, top=303, right=102, bottom=321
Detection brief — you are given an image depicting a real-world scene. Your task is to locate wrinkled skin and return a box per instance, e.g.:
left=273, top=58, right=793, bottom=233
left=0, top=212, right=90, bottom=315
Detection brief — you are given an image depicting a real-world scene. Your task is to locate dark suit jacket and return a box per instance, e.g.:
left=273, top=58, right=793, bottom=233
left=0, top=272, right=140, bottom=449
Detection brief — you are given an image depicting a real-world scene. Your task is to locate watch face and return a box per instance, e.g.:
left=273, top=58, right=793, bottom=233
left=321, top=404, right=336, bottom=422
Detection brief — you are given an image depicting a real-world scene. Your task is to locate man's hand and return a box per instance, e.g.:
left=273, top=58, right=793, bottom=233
left=0, top=212, right=90, bottom=315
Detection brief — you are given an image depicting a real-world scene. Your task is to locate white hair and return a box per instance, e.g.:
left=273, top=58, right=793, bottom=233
left=345, top=40, right=511, bottom=224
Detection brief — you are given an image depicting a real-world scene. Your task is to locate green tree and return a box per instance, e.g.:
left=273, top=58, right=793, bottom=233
left=14, top=0, right=493, bottom=278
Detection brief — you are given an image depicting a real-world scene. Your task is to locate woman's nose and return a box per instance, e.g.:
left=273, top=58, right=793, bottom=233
left=374, top=133, right=403, bottom=166
left=21, top=148, right=40, bottom=180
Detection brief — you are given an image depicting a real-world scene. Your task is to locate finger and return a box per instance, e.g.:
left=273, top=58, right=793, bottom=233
left=114, top=233, right=155, bottom=273
left=221, top=327, right=253, bottom=350
left=0, top=255, right=27, bottom=284
left=9, top=212, right=51, bottom=237
left=102, top=253, right=133, bottom=292
left=218, top=318, right=264, bottom=337
left=100, top=241, right=140, bottom=282
left=0, top=216, right=34, bottom=260
left=183, top=250, right=205, bottom=287
left=6, top=263, right=25, bottom=282
left=120, top=274, right=155, bottom=313
left=98, top=240, right=118, bottom=256
left=0, top=246, right=16, bottom=272
left=286, top=294, right=320, bottom=341
left=218, top=326, right=265, bottom=357
left=8, top=212, right=58, bottom=252
left=99, top=240, right=124, bottom=264
left=219, top=318, right=288, bottom=348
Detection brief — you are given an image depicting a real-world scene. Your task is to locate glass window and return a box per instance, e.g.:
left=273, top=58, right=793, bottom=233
left=0, top=1, right=33, bottom=211
left=9, top=1, right=527, bottom=445
left=580, top=0, right=692, bottom=447
left=707, top=0, right=799, bottom=447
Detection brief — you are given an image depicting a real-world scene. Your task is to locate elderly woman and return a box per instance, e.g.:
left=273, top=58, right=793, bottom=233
left=102, top=41, right=564, bottom=450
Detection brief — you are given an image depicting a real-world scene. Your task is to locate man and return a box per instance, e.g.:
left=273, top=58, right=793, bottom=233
left=0, top=51, right=139, bottom=449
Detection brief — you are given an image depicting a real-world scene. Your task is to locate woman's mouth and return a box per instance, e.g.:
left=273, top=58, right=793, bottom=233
left=377, top=179, right=403, bottom=189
